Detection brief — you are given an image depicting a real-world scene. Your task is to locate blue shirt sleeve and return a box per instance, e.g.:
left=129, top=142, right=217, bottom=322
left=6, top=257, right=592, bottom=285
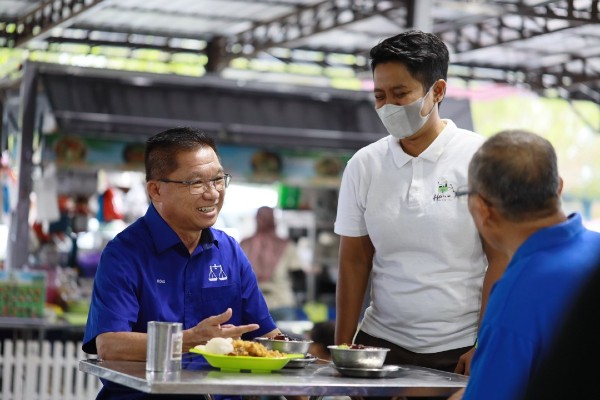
left=83, top=241, right=141, bottom=354
left=463, top=326, right=535, bottom=400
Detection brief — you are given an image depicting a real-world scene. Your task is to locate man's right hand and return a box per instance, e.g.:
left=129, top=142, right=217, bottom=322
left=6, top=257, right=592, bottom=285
left=183, top=308, right=259, bottom=351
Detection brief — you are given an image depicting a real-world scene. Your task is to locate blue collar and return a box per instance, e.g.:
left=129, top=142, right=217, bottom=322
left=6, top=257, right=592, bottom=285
left=511, top=213, right=585, bottom=264
left=143, top=203, right=218, bottom=254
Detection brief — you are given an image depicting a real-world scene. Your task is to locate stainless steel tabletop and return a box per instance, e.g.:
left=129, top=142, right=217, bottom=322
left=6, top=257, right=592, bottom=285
left=79, top=358, right=468, bottom=397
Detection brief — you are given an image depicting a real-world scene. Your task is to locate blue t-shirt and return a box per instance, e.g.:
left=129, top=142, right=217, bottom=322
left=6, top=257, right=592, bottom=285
left=463, top=213, right=600, bottom=400
left=83, top=204, right=276, bottom=399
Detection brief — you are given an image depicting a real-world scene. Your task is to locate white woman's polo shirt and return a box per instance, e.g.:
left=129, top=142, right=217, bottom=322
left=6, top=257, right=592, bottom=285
left=335, top=120, right=487, bottom=353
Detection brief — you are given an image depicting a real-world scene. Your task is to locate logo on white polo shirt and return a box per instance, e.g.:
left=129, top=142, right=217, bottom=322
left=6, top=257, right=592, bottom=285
left=433, top=178, right=456, bottom=202
left=208, top=264, right=228, bottom=282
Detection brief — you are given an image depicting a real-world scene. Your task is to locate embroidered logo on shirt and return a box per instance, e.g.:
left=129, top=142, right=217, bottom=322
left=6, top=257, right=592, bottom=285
left=433, top=178, right=456, bottom=202
left=208, top=264, right=228, bottom=282
left=157, top=279, right=166, bottom=284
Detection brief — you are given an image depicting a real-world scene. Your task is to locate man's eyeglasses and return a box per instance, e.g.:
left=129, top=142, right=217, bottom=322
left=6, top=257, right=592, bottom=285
left=455, top=185, right=475, bottom=199
left=158, top=174, right=232, bottom=195
left=454, top=185, right=493, bottom=207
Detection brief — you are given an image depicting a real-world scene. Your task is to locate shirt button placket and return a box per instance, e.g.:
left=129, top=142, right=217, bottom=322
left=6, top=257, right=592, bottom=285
left=408, top=158, right=423, bottom=207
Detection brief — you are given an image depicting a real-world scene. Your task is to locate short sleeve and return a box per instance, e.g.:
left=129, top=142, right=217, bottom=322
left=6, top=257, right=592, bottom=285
left=334, top=158, right=368, bottom=237
left=82, top=244, right=140, bottom=354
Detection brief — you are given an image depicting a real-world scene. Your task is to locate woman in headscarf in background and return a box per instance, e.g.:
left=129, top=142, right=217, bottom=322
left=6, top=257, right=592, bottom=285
left=240, top=206, right=304, bottom=321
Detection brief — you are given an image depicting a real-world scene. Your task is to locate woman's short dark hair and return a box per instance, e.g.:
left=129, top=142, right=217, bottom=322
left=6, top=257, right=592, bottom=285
left=369, top=30, right=449, bottom=92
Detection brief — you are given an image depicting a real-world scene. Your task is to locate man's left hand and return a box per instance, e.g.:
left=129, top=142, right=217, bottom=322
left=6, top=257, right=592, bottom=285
left=454, top=346, right=475, bottom=375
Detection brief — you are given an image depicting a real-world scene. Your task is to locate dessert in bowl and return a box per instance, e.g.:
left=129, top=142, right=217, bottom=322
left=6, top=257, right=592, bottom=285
left=254, top=333, right=313, bottom=355
left=328, top=344, right=390, bottom=369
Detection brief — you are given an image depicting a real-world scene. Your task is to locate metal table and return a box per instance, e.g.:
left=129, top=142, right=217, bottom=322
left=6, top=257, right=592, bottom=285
left=79, top=358, right=467, bottom=397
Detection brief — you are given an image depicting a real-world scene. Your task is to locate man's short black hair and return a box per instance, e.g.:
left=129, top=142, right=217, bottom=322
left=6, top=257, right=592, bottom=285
left=145, top=127, right=218, bottom=182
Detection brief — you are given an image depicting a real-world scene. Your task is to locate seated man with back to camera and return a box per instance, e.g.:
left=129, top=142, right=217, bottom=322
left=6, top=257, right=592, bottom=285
left=449, top=129, right=600, bottom=400
left=83, top=127, right=283, bottom=400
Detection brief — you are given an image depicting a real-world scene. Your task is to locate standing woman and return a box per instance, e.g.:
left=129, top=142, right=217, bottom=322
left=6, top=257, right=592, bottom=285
left=334, top=30, right=507, bottom=374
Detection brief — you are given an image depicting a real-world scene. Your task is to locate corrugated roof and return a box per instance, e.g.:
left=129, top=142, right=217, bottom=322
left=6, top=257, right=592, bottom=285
left=1, top=0, right=599, bottom=102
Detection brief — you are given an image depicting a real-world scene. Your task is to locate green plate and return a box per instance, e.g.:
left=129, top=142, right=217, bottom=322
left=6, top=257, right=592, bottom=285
left=190, top=347, right=303, bottom=373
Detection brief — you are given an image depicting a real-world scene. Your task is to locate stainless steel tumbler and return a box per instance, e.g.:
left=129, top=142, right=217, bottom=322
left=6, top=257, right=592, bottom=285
left=146, top=321, right=183, bottom=372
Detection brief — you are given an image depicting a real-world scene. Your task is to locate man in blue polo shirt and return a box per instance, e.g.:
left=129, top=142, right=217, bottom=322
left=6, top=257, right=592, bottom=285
left=83, top=127, right=281, bottom=400
left=450, top=129, right=600, bottom=400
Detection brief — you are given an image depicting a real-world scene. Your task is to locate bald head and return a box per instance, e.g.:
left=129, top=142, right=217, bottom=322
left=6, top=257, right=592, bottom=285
left=469, top=130, right=561, bottom=222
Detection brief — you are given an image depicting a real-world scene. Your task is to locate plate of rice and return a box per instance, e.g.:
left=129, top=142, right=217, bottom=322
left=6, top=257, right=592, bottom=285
left=190, top=338, right=303, bottom=373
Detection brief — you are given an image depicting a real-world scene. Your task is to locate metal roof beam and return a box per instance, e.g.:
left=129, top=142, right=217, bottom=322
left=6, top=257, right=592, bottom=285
left=532, top=56, right=600, bottom=88
left=66, top=23, right=212, bottom=42
left=228, top=0, right=409, bottom=59
left=511, top=0, right=600, bottom=24
left=0, top=0, right=106, bottom=48
left=44, top=35, right=205, bottom=55
left=406, top=0, right=433, bottom=32
left=227, top=0, right=313, bottom=7
left=451, top=56, right=600, bottom=90
left=437, top=0, right=594, bottom=54
left=565, top=83, right=600, bottom=103
left=100, top=4, right=250, bottom=24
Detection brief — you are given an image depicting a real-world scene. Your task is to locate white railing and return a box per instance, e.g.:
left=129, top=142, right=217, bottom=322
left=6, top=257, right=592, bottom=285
left=0, top=339, right=101, bottom=400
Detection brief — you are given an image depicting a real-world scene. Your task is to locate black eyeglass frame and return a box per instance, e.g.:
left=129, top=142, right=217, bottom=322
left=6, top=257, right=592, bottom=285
left=157, top=174, right=232, bottom=194
left=454, top=187, right=476, bottom=198
left=455, top=185, right=495, bottom=208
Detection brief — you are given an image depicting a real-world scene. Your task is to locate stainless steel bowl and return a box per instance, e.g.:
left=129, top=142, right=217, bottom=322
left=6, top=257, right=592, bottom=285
left=328, top=345, right=390, bottom=369
left=254, top=337, right=313, bottom=355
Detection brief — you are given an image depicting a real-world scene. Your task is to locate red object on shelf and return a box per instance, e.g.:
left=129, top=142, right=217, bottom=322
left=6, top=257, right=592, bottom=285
left=100, top=188, right=123, bottom=222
